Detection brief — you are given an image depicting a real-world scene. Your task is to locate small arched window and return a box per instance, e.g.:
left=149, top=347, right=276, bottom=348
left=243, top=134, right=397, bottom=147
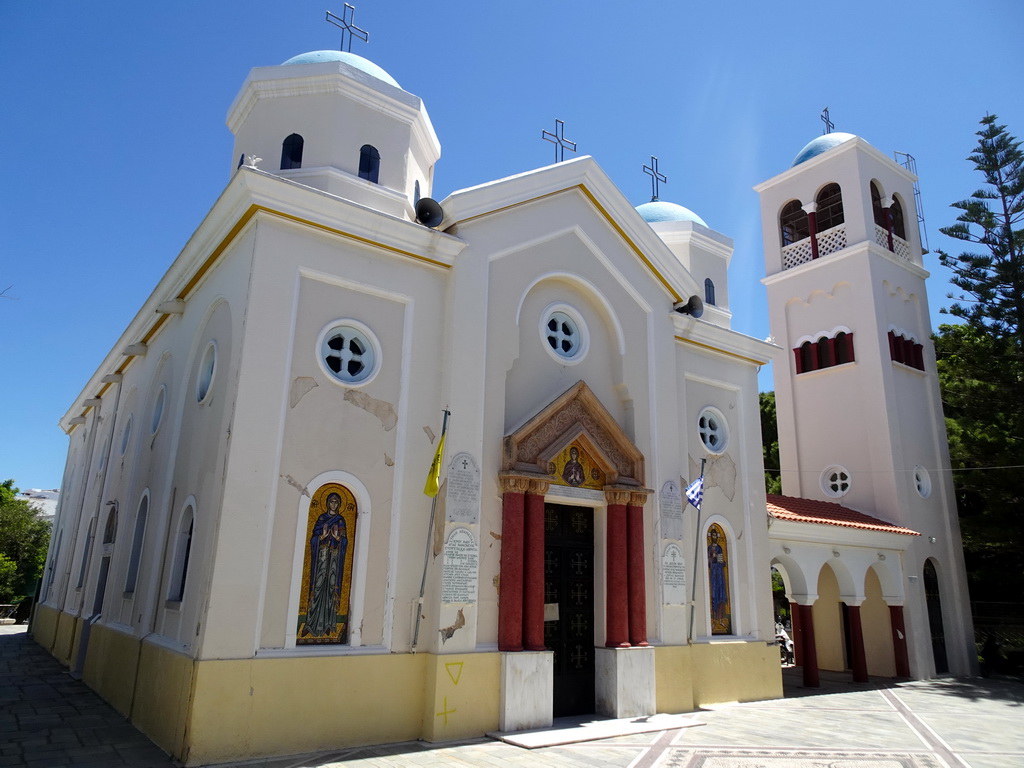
left=103, top=506, right=118, bottom=545
left=168, top=505, right=194, bottom=603
left=281, top=134, right=304, bottom=170
left=124, top=496, right=148, bottom=594
left=816, top=336, right=832, bottom=368
left=834, top=332, right=851, bottom=364
left=780, top=200, right=809, bottom=246
left=800, top=341, right=814, bottom=373
left=704, top=278, right=716, bottom=306
left=815, top=183, right=845, bottom=231
left=891, top=197, right=907, bottom=239
left=358, top=144, right=380, bottom=183
left=871, top=182, right=887, bottom=228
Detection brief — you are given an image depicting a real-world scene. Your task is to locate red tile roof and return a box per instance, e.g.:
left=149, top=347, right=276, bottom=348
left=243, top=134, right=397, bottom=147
left=767, top=494, right=920, bottom=536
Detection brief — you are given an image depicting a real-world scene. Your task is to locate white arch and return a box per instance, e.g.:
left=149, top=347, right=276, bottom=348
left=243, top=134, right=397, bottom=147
left=286, top=470, right=373, bottom=650
left=515, top=271, right=627, bottom=355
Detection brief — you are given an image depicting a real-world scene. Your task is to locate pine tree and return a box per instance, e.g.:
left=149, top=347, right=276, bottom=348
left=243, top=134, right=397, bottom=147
left=938, top=114, right=1024, bottom=350
left=934, top=114, right=1024, bottom=605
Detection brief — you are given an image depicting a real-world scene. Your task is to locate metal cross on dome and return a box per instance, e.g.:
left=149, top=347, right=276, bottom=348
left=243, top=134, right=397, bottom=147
left=326, top=4, right=369, bottom=53
left=643, top=155, right=667, bottom=201
left=821, top=106, right=834, bottom=135
left=542, top=119, right=577, bottom=163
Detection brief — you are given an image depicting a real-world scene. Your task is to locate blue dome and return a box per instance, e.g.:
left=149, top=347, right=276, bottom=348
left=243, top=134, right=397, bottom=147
left=791, top=132, right=857, bottom=166
left=636, top=200, right=708, bottom=228
left=281, top=50, right=400, bottom=88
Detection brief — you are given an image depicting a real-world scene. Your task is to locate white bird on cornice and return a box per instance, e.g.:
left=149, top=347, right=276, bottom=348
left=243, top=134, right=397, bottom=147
left=246, top=155, right=262, bottom=168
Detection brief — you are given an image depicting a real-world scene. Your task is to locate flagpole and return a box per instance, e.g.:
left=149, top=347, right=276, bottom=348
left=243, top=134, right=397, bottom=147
left=412, top=408, right=449, bottom=651
left=687, top=458, right=706, bottom=645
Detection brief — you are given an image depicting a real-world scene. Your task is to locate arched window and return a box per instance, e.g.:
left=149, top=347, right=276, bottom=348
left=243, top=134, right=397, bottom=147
left=815, top=183, right=845, bottom=231
left=103, top=506, right=118, bottom=545
left=124, top=496, right=148, bottom=594
left=891, top=196, right=907, bottom=239
left=358, top=144, right=380, bottom=183
left=168, top=504, right=194, bottom=603
left=800, top=341, right=814, bottom=373
left=871, top=181, right=887, bottom=228
left=281, top=134, right=304, bottom=170
left=780, top=200, right=809, bottom=246
left=834, top=332, right=851, bottom=364
left=816, top=336, right=832, bottom=368
left=704, top=278, right=716, bottom=306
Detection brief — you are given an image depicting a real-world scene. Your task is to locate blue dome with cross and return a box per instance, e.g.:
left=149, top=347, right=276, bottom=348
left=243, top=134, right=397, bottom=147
left=791, top=132, right=858, bottom=167
left=636, top=200, right=708, bottom=228
left=281, top=50, right=400, bottom=88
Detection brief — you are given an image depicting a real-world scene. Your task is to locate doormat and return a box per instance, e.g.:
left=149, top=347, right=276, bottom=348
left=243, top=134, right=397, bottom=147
left=490, top=712, right=702, bottom=748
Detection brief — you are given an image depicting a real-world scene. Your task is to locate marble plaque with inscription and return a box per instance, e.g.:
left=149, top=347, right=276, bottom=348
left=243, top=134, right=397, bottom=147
left=662, top=543, right=686, bottom=605
left=660, top=480, right=684, bottom=540
left=441, top=527, right=479, bottom=604
left=445, top=452, right=480, bottom=524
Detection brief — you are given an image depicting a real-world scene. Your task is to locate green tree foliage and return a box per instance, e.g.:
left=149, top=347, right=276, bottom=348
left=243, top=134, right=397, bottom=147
left=938, top=114, right=1023, bottom=349
left=0, top=479, right=52, bottom=604
left=759, top=392, right=782, bottom=495
left=934, top=114, right=1024, bottom=604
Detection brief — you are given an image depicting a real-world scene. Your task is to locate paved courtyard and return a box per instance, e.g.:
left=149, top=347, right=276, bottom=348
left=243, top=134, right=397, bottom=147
left=2, top=624, right=1021, bottom=767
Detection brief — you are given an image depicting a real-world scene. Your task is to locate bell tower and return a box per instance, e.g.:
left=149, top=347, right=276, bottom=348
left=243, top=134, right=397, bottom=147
left=755, top=131, right=975, bottom=675
left=226, top=50, right=441, bottom=222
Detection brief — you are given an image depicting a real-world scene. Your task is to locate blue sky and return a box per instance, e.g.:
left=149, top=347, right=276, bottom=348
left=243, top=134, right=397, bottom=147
left=2, top=1, right=1023, bottom=489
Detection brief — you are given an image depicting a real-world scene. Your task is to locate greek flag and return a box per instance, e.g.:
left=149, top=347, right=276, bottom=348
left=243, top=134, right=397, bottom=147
left=685, top=475, right=704, bottom=511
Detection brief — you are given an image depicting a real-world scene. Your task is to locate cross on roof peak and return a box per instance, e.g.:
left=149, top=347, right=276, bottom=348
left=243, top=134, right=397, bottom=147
left=541, top=119, right=577, bottom=164
left=326, top=4, right=369, bottom=53
left=821, top=106, right=834, bottom=135
left=643, top=155, right=667, bottom=201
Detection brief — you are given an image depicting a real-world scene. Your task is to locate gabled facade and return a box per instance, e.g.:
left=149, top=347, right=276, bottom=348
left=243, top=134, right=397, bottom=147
left=34, top=51, right=782, bottom=765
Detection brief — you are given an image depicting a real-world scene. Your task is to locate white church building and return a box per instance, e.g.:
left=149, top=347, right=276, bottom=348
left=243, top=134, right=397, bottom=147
left=33, top=48, right=974, bottom=765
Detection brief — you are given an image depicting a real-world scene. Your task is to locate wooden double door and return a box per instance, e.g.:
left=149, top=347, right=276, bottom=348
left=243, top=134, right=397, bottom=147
left=543, top=503, right=595, bottom=717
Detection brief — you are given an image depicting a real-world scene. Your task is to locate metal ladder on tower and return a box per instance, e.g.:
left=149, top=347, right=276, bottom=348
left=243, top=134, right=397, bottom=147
left=894, top=151, right=930, bottom=254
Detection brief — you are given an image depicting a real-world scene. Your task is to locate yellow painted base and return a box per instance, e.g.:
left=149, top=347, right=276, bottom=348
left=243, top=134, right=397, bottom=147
left=83, top=623, right=141, bottom=717
left=30, top=608, right=782, bottom=766
left=421, top=652, right=501, bottom=742
left=656, top=641, right=783, bottom=711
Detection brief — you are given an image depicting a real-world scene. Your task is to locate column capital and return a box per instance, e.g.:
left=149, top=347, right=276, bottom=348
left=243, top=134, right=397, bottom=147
left=527, top=479, right=550, bottom=496
left=880, top=195, right=894, bottom=208
left=498, top=473, right=533, bottom=495
left=801, top=201, right=818, bottom=214
left=627, top=491, right=650, bottom=507
left=604, top=489, right=632, bottom=506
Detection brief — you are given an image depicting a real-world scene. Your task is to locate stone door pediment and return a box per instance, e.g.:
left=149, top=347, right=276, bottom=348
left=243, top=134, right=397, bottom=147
left=502, top=381, right=644, bottom=488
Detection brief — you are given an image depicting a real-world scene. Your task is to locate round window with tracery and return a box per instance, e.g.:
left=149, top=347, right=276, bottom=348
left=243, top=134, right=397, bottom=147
left=698, top=407, right=728, bottom=453
left=540, top=304, right=589, bottom=364
left=319, top=321, right=380, bottom=386
left=822, top=466, right=851, bottom=497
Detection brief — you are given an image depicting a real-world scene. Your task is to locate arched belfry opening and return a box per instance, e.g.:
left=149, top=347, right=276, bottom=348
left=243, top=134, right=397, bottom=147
left=498, top=381, right=652, bottom=720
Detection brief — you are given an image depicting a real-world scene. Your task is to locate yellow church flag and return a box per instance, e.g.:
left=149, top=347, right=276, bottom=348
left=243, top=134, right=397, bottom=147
left=424, top=433, right=446, bottom=497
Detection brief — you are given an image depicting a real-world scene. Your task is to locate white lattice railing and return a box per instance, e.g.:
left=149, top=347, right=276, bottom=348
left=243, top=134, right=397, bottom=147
left=874, top=224, right=912, bottom=261
left=781, top=239, right=814, bottom=269
left=782, top=224, right=847, bottom=270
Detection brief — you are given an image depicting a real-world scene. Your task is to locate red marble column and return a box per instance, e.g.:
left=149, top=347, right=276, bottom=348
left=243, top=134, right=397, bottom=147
left=889, top=605, right=911, bottom=677
left=847, top=604, right=869, bottom=683
left=626, top=494, right=649, bottom=647
left=522, top=482, right=548, bottom=651
left=790, top=599, right=803, bottom=668
left=498, top=477, right=528, bottom=652
left=605, top=491, right=630, bottom=647
left=798, top=603, right=820, bottom=688
left=885, top=205, right=895, bottom=252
